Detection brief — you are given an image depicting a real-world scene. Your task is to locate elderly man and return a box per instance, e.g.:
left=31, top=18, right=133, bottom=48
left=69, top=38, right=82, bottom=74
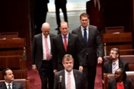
left=53, top=21, right=79, bottom=73
left=32, top=22, right=55, bottom=89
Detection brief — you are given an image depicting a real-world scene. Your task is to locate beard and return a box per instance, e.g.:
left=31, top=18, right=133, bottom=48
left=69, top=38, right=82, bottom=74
left=66, top=66, right=73, bottom=72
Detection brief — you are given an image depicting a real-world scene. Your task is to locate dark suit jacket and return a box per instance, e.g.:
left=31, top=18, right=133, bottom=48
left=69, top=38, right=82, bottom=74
left=53, top=33, right=79, bottom=70
left=31, top=33, right=55, bottom=70
left=103, top=59, right=129, bottom=73
left=53, top=69, right=84, bottom=89
left=0, top=82, right=22, bottom=89
left=108, top=80, right=132, bottom=89
left=72, top=25, right=103, bottom=66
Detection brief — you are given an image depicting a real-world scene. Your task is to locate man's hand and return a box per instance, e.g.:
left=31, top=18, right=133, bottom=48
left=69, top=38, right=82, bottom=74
left=32, top=65, right=37, bottom=71
left=98, top=57, right=103, bottom=64
left=79, top=66, right=83, bottom=72
left=53, top=69, right=58, bottom=74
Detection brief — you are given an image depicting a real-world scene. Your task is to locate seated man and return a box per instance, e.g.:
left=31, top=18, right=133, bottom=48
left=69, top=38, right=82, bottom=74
left=53, top=54, right=84, bottom=89
left=103, top=48, right=129, bottom=73
left=0, top=68, right=23, bottom=89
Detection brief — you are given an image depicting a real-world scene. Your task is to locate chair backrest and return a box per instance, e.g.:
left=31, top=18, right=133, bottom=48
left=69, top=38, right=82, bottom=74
left=105, top=26, right=124, bottom=34
left=0, top=32, right=18, bottom=39
left=104, top=72, right=134, bottom=89
left=104, top=55, right=134, bottom=71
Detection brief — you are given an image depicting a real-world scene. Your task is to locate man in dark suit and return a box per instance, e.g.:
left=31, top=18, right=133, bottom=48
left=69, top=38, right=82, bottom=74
left=53, top=54, right=84, bottom=89
left=0, top=68, right=22, bottom=89
left=55, top=0, right=68, bottom=31
left=53, top=21, right=79, bottom=73
left=34, top=0, right=49, bottom=34
left=72, top=13, right=103, bottom=89
left=103, top=48, right=129, bottom=73
left=32, top=22, right=55, bottom=89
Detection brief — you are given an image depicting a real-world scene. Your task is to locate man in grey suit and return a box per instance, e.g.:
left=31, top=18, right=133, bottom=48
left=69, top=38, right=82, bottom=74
left=53, top=21, right=79, bottom=73
left=32, top=22, right=55, bottom=89
left=53, top=54, right=84, bottom=89
left=103, top=48, right=129, bottom=73
left=72, top=13, right=103, bottom=89
left=0, top=68, right=22, bottom=89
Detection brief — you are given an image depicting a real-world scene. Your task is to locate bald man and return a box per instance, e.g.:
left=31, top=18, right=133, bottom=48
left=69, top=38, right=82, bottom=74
left=53, top=21, right=79, bottom=73
left=32, top=22, right=55, bottom=89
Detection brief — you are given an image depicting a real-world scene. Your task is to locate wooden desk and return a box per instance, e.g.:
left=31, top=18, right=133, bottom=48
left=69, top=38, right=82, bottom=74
left=103, top=32, right=133, bottom=55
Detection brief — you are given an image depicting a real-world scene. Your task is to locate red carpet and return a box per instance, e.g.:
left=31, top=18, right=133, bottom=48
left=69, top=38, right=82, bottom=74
left=27, top=61, right=102, bottom=89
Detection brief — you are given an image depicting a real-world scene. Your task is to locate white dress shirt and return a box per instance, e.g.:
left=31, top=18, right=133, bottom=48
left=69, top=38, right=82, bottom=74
left=112, top=59, right=119, bottom=73
left=81, top=26, right=89, bottom=40
left=61, top=33, right=69, bottom=45
left=65, top=70, right=76, bottom=89
left=5, top=81, right=13, bottom=89
left=42, top=33, right=52, bottom=60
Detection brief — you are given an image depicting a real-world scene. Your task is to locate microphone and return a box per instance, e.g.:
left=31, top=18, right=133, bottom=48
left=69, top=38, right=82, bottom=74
left=59, top=75, right=62, bottom=83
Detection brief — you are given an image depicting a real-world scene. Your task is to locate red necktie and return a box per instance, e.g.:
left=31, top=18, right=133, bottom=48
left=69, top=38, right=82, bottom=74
left=45, top=37, right=50, bottom=60
left=64, top=35, right=67, bottom=51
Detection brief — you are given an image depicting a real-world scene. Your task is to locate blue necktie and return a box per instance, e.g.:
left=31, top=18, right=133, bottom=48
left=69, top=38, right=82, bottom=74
left=84, top=28, right=87, bottom=44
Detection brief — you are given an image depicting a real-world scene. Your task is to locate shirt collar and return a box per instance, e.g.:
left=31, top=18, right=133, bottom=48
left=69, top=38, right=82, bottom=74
left=5, top=81, right=13, bottom=87
left=64, top=69, right=73, bottom=75
left=81, top=25, right=89, bottom=30
left=112, top=59, right=119, bottom=64
left=61, top=33, right=69, bottom=38
left=42, top=33, right=50, bottom=38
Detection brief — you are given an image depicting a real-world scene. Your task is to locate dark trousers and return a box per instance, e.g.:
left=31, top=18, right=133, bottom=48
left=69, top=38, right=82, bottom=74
left=83, top=55, right=97, bottom=89
left=83, top=65, right=96, bottom=89
left=39, top=60, right=54, bottom=89
left=55, top=4, right=68, bottom=28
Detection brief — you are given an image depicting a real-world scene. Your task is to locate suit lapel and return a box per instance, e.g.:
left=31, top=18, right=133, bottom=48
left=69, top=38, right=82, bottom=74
left=1, top=82, right=7, bottom=89
left=49, top=34, right=54, bottom=48
left=78, top=27, right=86, bottom=46
left=124, top=81, right=128, bottom=89
left=59, top=34, right=66, bottom=52
left=39, top=34, right=43, bottom=52
left=73, top=70, right=78, bottom=89
left=113, top=80, right=117, bottom=89
left=12, top=82, right=15, bottom=89
left=61, top=71, right=65, bottom=89
left=119, top=60, right=123, bottom=69
left=67, top=33, right=71, bottom=52
left=109, top=61, right=112, bottom=73
left=88, top=25, right=91, bottom=44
